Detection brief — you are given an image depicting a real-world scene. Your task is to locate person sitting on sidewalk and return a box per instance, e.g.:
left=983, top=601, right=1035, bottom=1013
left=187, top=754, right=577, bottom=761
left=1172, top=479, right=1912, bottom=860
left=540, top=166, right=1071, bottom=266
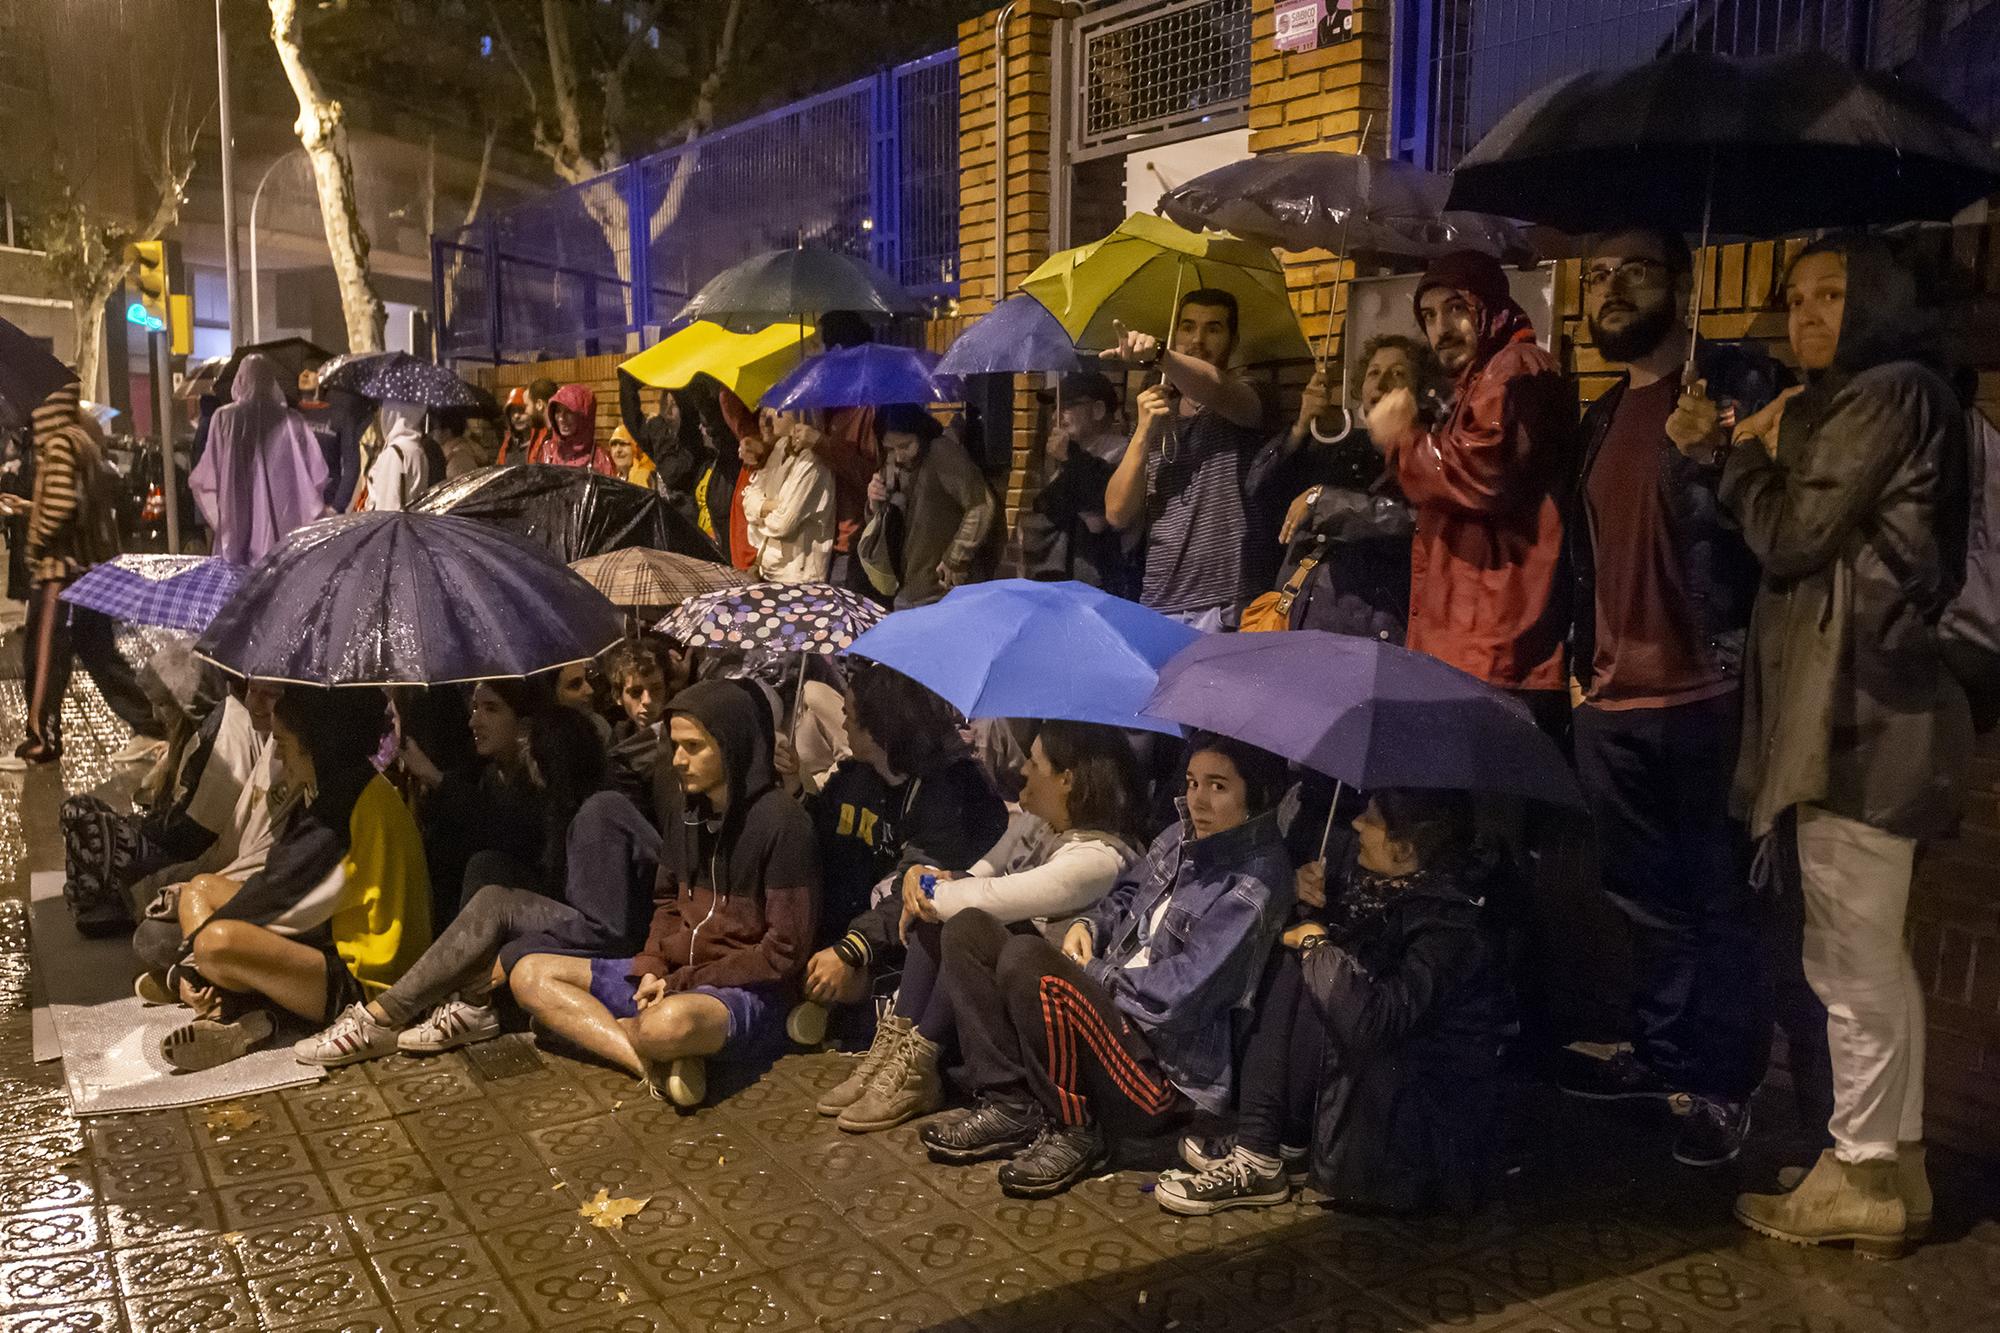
left=919, top=733, right=1293, bottom=1198
left=1154, top=789, right=1514, bottom=1217
left=819, top=722, right=1146, bottom=1133
left=602, top=635, right=690, bottom=815
left=507, top=679, right=818, bottom=1106
left=293, top=706, right=660, bottom=1067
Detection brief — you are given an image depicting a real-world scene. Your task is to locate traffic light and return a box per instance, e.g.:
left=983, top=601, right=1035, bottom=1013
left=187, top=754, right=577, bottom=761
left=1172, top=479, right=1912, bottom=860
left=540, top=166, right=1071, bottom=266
left=127, top=240, right=169, bottom=324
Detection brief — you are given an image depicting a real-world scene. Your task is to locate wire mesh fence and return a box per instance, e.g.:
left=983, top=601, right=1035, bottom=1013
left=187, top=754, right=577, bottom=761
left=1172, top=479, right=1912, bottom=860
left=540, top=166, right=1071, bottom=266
left=1075, top=0, right=1254, bottom=154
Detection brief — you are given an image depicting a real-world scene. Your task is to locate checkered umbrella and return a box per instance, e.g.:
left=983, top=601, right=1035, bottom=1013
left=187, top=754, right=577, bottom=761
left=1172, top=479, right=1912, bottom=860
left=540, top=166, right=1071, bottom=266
left=568, top=548, right=751, bottom=613
left=656, top=581, right=884, bottom=655
left=61, top=555, right=245, bottom=632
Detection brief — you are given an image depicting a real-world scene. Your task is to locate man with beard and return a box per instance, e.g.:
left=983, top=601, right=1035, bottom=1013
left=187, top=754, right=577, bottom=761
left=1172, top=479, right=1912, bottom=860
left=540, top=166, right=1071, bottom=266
left=1559, top=228, right=1787, bottom=1168
left=1105, top=290, right=1273, bottom=628
left=1366, top=251, right=1575, bottom=729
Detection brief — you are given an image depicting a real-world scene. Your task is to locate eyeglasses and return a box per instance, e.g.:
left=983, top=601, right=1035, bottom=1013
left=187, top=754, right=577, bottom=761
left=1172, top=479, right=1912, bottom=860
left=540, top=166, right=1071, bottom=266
left=1582, top=257, right=1669, bottom=290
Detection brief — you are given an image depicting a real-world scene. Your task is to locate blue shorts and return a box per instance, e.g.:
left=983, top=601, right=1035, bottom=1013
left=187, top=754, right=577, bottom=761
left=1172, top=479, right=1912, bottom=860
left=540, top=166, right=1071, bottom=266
left=587, top=957, right=780, bottom=1048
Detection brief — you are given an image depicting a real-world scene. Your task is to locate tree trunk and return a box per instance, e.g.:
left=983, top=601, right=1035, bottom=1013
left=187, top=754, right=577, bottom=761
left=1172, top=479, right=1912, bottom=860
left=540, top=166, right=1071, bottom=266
left=268, top=0, right=385, bottom=354
left=71, top=295, right=105, bottom=399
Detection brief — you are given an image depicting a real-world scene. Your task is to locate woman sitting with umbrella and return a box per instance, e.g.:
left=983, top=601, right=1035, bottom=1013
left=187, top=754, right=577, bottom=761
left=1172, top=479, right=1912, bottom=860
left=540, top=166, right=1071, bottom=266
left=295, top=705, right=661, bottom=1067
left=152, top=688, right=432, bottom=1071
left=917, top=732, right=1294, bottom=1199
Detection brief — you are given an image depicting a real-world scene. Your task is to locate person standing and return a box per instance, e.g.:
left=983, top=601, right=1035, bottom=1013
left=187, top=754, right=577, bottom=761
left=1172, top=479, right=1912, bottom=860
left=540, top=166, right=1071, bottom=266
left=190, top=353, right=331, bottom=564
left=497, top=387, right=535, bottom=464
left=531, top=385, right=617, bottom=476
left=1726, top=236, right=1971, bottom=1257
left=790, top=313, right=879, bottom=590
left=1021, top=371, right=1135, bottom=594
left=1366, top=251, right=1575, bottom=732
left=1105, top=292, right=1273, bottom=629
left=357, top=402, right=434, bottom=513
left=741, top=412, right=835, bottom=584
left=868, top=406, right=995, bottom=611
left=1557, top=229, right=1787, bottom=1168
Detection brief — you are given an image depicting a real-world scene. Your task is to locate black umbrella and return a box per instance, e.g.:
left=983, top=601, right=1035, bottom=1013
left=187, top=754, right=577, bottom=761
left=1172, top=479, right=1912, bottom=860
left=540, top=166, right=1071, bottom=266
left=0, top=315, right=76, bottom=428
left=320, top=350, right=493, bottom=410
left=413, top=464, right=725, bottom=565
left=677, top=248, right=924, bottom=327
left=1447, top=49, right=2000, bottom=237
left=216, top=337, right=334, bottom=400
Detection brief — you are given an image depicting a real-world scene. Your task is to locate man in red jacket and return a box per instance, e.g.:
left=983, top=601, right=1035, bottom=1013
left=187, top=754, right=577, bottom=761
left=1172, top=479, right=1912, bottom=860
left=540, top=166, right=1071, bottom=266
left=1367, top=251, right=1576, bottom=734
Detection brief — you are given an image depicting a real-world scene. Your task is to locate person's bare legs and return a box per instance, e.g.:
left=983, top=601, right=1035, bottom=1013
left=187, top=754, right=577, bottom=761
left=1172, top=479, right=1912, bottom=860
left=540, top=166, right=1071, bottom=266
left=510, top=954, right=646, bottom=1077
left=624, top=993, right=730, bottom=1064
left=189, top=920, right=336, bottom=1021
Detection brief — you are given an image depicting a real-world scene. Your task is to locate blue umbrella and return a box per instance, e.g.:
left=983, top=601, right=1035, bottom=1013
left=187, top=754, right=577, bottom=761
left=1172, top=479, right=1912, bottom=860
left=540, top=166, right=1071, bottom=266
left=845, top=580, right=1198, bottom=735
left=319, top=351, right=491, bottom=410
left=197, top=511, right=622, bottom=685
left=62, top=555, right=245, bottom=633
left=1142, top=630, right=1583, bottom=807
left=764, top=345, right=959, bottom=411
left=0, top=314, right=76, bottom=428
left=936, top=294, right=1082, bottom=376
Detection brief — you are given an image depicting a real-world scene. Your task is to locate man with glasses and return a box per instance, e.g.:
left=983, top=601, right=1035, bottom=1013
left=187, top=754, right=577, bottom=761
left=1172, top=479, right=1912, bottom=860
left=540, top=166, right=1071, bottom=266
left=1559, top=228, right=1788, bottom=1168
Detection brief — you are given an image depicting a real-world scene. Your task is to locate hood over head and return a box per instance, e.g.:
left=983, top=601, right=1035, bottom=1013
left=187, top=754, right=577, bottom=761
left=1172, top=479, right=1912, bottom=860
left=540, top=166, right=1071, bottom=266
left=1412, top=249, right=1535, bottom=376
left=669, top=676, right=776, bottom=817
left=1822, top=234, right=1940, bottom=377
left=230, top=352, right=288, bottom=408
left=377, top=400, right=425, bottom=449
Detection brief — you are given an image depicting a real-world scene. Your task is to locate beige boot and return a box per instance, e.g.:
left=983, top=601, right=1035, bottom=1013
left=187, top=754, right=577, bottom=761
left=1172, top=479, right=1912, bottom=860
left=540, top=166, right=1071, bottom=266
left=1734, top=1149, right=1906, bottom=1259
left=1898, top=1142, right=1931, bottom=1242
left=816, top=1014, right=910, bottom=1116
left=839, top=1029, right=944, bottom=1133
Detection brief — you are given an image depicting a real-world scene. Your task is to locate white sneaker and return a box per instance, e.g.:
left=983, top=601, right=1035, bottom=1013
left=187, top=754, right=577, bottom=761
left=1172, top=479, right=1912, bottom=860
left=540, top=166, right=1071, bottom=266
left=112, top=736, right=166, bottom=764
left=293, top=1003, right=400, bottom=1066
left=396, top=996, right=500, bottom=1054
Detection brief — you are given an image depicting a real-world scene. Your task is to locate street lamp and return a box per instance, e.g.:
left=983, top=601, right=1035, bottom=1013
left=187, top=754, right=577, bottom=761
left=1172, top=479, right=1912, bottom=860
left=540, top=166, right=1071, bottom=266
left=247, top=149, right=303, bottom=343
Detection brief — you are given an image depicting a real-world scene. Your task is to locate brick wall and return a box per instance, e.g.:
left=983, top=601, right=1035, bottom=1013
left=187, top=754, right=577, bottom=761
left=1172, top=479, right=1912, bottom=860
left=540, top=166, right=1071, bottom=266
left=473, top=354, right=629, bottom=452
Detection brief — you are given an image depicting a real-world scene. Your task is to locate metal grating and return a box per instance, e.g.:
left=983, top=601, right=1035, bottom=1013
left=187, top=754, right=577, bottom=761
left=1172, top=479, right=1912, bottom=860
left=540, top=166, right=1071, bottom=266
left=891, top=50, right=961, bottom=297
left=1075, top=0, right=1254, bottom=153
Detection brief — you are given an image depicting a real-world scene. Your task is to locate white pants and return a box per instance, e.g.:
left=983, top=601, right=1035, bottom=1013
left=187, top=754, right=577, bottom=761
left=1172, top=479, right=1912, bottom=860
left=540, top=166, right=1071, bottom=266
left=1795, top=806, right=1924, bottom=1162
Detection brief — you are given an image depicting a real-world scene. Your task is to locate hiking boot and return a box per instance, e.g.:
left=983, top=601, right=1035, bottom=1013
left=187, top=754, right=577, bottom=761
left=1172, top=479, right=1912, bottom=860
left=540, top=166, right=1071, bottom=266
left=293, top=1003, right=400, bottom=1067
left=1672, top=1095, right=1751, bottom=1168
left=922, top=1097, right=1044, bottom=1164
left=1155, top=1145, right=1293, bottom=1216
left=998, top=1122, right=1107, bottom=1198
left=1899, top=1142, right=1932, bottom=1242
left=1734, top=1149, right=1906, bottom=1259
left=161, top=1009, right=274, bottom=1072
left=817, top=1014, right=910, bottom=1116
left=397, top=996, right=500, bottom=1055
left=1175, top=1135, right=1309, bottom=1186
left=838, top=1028, right=943, bottom=1133
left=1557, top=1048, right=1677, bottom=1102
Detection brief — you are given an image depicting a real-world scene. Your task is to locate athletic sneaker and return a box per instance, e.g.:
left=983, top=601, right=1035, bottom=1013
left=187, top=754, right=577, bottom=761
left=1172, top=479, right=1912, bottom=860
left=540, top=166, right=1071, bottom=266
left=1556, top=1048, right=1678, bottom=1102
left=397, top=997, right=500, bottom=1055
left=161, top=1010, right=274, bottom=1072
left=922, top=1098, right=1044, bottom=1165
left=998, top=1122, right=1107, bottom=1199
left=1672, top=1094, right=1752, bottom=1168
left=1155, top=1145, right=1293, bottom=1216
left=294, top=1003, right=400, bottom=1067
left=1174, top=1135, right=1309, bottom=1186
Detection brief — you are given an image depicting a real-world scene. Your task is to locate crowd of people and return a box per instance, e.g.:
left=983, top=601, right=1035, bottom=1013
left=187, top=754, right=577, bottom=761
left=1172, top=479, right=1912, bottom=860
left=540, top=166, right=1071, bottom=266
left=14, top=225, right=1994, bottom=1264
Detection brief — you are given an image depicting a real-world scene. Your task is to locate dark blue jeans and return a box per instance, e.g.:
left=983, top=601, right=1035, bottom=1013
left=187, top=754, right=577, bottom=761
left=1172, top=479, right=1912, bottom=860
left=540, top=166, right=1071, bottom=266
left=1573, top=691, right=1770, bottom=1100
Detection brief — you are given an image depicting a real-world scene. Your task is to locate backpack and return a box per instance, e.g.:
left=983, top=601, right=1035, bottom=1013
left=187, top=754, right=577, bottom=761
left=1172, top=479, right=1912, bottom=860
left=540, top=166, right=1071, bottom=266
left=1940, top=406, right=2000, bottom=732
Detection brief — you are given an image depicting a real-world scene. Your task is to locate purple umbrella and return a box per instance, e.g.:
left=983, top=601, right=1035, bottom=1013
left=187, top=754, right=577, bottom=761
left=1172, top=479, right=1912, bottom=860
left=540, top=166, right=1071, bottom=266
left=936, top=294, right=1082, bottom=376
left=61, top=555, right=245, bottom=632
left=765, top=345, right=959, bottom=411
left=1142, top=630, right=1582, bottom=807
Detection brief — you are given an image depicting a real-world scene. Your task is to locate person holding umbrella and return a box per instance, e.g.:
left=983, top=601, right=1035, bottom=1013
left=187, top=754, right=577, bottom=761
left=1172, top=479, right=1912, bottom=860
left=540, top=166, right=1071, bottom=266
left=1724, top=235, right=1972, bottom=1257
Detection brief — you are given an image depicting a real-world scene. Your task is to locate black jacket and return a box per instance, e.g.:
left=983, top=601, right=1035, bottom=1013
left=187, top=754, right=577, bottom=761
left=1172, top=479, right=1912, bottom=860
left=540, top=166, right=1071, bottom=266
left=1300, top=868, right=1514, bottom=1213
left=1568, top=342, right=1786, bottom=691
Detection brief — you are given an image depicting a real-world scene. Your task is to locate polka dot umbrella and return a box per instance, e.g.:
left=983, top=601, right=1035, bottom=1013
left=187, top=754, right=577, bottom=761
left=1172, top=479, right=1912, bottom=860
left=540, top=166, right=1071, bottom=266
left=318, top=351, right=492, bottom=410
left=655, top=581, right=884, bottom=656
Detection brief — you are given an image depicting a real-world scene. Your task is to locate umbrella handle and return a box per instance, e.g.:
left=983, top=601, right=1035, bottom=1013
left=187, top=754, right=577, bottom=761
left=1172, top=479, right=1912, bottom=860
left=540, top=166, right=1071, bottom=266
left=1317, top=780, right=1344, bottom=862
left=1685, top=149, right=1716, bottom=384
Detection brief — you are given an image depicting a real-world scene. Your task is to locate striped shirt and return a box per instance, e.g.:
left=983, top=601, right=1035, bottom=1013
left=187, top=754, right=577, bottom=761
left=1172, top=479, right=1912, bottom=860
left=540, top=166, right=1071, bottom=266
left=1141, top=405, right=1267, bottom=615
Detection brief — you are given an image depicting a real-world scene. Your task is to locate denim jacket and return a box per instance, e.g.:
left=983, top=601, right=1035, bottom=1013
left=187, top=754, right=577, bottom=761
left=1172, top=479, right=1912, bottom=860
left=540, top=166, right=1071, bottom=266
left=1078, top=804, right=1293, bottom=1113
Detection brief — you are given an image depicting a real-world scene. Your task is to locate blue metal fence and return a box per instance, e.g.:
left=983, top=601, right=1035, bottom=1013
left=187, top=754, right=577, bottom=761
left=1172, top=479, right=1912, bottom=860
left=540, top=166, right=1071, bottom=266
left=435, top=50, right=960, bottom=365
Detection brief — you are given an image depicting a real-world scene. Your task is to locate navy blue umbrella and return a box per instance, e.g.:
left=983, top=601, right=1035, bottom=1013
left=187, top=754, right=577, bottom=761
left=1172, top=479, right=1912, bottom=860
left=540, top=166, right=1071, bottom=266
left=936, top=294, right=1082, bottom=376
left=319, top=351, right=491, bottom=410
left=197, top=511, right=622, bottom=685
left=765, top=344, right=959, bottom=411
left=0, top=314, right=77, bottom=428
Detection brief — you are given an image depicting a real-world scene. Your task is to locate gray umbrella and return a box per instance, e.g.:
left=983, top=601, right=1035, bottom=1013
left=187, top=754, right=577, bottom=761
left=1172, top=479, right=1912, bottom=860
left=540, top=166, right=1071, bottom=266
left=677, top=248, right=924, bottom=327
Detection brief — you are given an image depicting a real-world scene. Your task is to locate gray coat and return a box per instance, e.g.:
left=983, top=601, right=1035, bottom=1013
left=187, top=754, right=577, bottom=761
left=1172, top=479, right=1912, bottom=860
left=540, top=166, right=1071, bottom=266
left=1721, top=360, right=1972, bottom=841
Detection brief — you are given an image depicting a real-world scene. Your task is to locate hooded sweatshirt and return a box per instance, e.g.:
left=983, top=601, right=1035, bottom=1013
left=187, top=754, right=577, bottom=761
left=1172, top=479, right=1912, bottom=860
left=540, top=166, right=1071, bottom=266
left=360, top=402, right=431, bottom=512
left=190, top=352, right=331, bottom=563
left=531, top=384, right=618, bottom=476
left=633, top=678, right=819, bottom=991
left=1386, top=251, right=1576, bottom=691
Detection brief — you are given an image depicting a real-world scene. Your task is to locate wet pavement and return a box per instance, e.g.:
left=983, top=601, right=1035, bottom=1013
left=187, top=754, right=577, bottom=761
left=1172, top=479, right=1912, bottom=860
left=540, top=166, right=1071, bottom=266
left=3, top=679, right=1999, bottom=1331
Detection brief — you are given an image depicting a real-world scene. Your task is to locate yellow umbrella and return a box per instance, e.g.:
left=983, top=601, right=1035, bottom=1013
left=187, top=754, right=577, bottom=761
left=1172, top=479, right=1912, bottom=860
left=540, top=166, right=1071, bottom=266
left=619, top=320, right=814, bottom=408
left=1020, top=213, right=1309, bottom=366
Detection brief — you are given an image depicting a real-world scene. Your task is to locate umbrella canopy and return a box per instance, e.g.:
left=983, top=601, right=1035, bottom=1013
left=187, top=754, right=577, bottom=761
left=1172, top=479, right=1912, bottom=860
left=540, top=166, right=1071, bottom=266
left=678, top=248, right=924, bottom=327
left=1158, top=150, right=1530, bottom=260
left=0, top=315, right=77, bottom=428
left=765, top=345, right=959, bottom=411
left=569, top=547, right=751, bottom=613
left=1022, top=213, right=1310, bottom=365
left=844, top=580, right=1198, bottom=734
left=60, top=555, right=244, bottom=633
left=319, top=350, right=492, bottom=410
left=658, top=581, right=884, bottom=655
left=198, top=511, right=622, bottom=686
left=414, top=464, right=725, bottom=565
left=620, top=320, right=814, bottom=408
left=1447, top=49, right=2000, bottom=235
left=936, top=294, right=1083, bottom=377
left=216, top=337, right=333, bottom=401
left=1142, top=631, right=1583, bottom=807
